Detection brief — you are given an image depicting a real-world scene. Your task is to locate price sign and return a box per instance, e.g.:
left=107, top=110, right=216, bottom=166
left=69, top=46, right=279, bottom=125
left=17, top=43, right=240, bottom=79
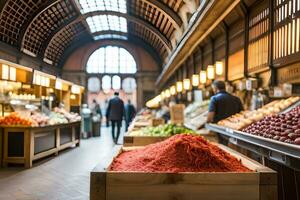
left=170, top=104, right=185, bottom=125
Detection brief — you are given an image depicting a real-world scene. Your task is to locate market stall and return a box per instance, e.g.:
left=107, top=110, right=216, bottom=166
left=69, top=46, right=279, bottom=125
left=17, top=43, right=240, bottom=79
left=0, top=60, right=84, bottom=168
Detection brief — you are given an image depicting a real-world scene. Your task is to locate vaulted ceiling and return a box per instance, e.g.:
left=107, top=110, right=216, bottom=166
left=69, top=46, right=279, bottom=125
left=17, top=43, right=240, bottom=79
left=0, top=0, right=200, bottom=68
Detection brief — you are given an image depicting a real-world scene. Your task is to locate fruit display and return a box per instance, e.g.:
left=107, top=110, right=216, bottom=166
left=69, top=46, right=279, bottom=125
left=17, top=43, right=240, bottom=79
left=0, top=112, right=34, bottom=126
left=242, top=105, right=300, bottom=145
left=53, top=107, right=81, bottom=122
left=0, top=109, right=81, bottom=127
left=110, top=134, right=251, bottom=172
left=31, top=112, right=49, bottom=126
left=218, top=97, right=300, bottom=130
left=128, top=124, right=195, bottom=137
left=48, top=112, right=69, bottom=125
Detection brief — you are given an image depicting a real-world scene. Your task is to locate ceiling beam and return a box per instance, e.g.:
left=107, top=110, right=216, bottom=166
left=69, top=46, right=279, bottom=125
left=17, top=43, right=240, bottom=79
left=17, top=0, right=60, bottom=49
left=83, top=11, right=172, bottom=53
left=39, top=16, right=80, bottom=58
left=141, top=0, right=182, bottom=28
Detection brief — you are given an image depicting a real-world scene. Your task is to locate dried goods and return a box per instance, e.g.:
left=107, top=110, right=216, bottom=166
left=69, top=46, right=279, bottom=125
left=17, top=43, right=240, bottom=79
left=110, top=134, right=251, bottom=172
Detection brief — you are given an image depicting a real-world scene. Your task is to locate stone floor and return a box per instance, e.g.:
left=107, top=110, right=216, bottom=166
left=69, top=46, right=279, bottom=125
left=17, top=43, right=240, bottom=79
left=0, top=126, right=125, bottom=200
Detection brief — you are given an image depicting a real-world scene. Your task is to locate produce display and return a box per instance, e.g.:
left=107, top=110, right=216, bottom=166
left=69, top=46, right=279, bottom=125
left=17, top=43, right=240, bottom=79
left=31, top=112, right=49, bottom=126
left=128, top=124, right=195, bottom=137
left=0, top=108, right=81, bottom=127
left=110, top=134, right=251, bottom=172
left=0, top=112, right=34, bottom=126
left=53, top=107, right=81, bottom=122
left=242, top=105, right=300, bottom=145
left=184, top=101, right=209, bottom=130
left=218, top=97, right=300, bottom=130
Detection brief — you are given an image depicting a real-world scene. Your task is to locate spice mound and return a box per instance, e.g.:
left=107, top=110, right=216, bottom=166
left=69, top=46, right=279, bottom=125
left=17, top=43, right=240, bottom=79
left=110, top=134, right=251, bottom=172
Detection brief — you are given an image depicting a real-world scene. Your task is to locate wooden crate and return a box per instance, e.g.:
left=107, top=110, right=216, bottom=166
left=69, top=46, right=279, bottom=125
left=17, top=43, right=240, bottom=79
left=90, top=145, right=277, bottom=200
left=123, top=135, right=168, bottom=147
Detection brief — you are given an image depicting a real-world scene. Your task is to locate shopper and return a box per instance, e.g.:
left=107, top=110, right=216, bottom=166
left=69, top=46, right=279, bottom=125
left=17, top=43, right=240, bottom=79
left=106, top=92, right=124, bottom=144
left=124, top=100, right=136, bottom=131
left=207, top=80, right=243, bottom=123
left=91, top=99, right=102, bottom=118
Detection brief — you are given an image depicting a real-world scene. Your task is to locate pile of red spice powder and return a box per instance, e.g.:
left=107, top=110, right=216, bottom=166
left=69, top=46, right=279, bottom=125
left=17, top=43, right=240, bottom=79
left=109, top=134, right=251, bottom=172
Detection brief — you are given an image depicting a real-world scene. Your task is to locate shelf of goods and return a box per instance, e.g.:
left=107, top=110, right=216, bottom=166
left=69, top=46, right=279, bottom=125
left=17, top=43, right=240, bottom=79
left=205, top=97, right=300, bottom=170
left=1, top=121, right=81, bottom=168
left=91, top=135, right=277, bottom=200
left=127, top=110, right=153, bottom=132
left=184, top=100, right=209, bottom=131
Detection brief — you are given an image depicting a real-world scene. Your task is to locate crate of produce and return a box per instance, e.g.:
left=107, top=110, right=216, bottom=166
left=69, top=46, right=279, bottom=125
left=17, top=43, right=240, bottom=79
left=91, top=135, right=277, bottom=200
left=123, top=124, right=195, bottom=147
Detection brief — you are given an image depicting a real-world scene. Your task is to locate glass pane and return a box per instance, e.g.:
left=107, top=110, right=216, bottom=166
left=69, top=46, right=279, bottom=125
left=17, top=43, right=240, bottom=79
left=102, top=75, right=111, bottom=90
left=86, top=15, right=127, bottom=33
left=105, top=46, right=119, bottom=73
left=88, top=77, right=101, bottom=92
left=79, top=0, right=126, bottom=14
left=112, top=75, right=121, bottom=90
left=122, top=77, right=136, bottom=93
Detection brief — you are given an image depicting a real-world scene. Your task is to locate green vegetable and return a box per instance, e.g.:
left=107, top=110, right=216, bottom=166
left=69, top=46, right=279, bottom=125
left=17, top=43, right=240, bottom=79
left=131, top=124, right=196, bottom=137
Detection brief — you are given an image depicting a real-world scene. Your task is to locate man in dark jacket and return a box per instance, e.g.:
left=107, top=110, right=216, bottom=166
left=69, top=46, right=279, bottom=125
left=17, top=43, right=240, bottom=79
left=106, top=92, right=124, bottom=144
left=124, top=100, right=136, bottom=131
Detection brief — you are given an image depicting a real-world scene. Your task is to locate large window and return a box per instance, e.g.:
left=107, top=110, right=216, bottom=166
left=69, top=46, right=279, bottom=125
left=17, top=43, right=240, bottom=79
left=86, top=46, right=137, bottom=74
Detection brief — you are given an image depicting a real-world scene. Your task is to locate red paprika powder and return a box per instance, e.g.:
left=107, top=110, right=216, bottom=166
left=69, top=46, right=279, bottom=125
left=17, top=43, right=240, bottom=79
left=110, top=134, right=251, bottom=172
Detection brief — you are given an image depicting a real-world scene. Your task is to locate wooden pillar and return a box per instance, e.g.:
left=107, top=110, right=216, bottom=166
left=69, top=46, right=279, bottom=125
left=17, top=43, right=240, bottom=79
left=241, top=1, right=249, bottom=78
left=268, top=0, right=276, bottom=86
left=220, top=21, right=229, bottom=81
left=210, top=37, right=215, bottom=64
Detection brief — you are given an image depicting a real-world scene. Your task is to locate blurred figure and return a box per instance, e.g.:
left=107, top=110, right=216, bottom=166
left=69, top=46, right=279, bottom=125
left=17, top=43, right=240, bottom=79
left=207, top=80, right=243, bottom=123
left=91, top=99, right=102, bottom=118
left=124, top=100, right=136, bottom=131
left=106, top=92, right=124, bottom=144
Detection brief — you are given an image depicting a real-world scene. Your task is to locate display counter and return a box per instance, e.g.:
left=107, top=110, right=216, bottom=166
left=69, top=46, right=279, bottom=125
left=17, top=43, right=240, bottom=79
left=1, top=121, right=80, bottom=168
left=206, top=123, right=300, bottom=200
left=206, top=123, right=300, bottom=169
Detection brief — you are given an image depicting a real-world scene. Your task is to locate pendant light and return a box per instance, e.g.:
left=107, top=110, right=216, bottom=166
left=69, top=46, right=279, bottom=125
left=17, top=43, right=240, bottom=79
left=165, top=89, right=171, bottom=98
left=176, top=81, right=183, bottom=92
left=207, top=65, right=215, bottom=80
left=183, top=79, right=191, bottom=90
left=199, top=70, right=207, bottom=84
left=191, top=74, right=199, bottom=87
left=170, top=85, right=176, bottom=95
left=215, top=61, right=223, bottom=75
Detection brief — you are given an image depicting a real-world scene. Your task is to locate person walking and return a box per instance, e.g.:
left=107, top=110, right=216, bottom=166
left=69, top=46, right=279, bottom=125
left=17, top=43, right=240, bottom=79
left=124, top=100, right=136, bottom=131
left=106, top=92, right=124, bottom=144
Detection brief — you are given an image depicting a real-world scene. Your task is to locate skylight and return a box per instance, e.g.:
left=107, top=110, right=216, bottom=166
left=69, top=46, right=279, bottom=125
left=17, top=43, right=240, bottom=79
left=79, top=0, right=127, bottom=14
left=93, top=34, right=127, bottom=40
left=86, top=15, right=127, bottom=33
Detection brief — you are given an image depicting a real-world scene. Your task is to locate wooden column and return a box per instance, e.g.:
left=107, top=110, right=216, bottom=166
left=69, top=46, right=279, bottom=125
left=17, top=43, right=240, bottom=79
left=268, top=0, right=276, bottom=86
left=241, top=1, right=249, bottom=78
left=220, top=21, right=229, bottom=81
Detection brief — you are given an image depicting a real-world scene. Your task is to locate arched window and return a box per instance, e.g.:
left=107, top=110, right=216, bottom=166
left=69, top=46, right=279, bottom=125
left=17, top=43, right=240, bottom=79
left=88, top=77, right=101, bottom=92
left=86, top=46, right=136, bottom=74
left=122, top=77, right=136, bottom=94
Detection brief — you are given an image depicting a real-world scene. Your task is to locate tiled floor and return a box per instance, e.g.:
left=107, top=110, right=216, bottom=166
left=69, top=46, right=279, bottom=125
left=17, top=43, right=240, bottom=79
left=0, top=126, right=124, bottom=200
